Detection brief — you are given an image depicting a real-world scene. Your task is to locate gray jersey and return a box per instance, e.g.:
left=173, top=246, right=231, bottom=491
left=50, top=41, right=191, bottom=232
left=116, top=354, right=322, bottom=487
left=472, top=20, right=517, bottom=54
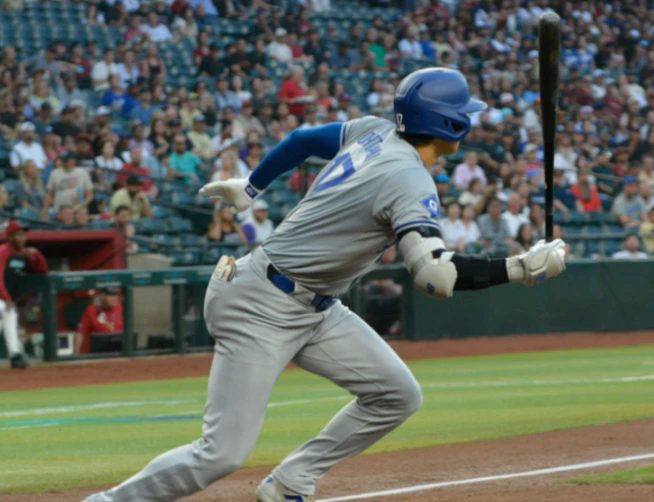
left=264, top=116, right=442, bottom=296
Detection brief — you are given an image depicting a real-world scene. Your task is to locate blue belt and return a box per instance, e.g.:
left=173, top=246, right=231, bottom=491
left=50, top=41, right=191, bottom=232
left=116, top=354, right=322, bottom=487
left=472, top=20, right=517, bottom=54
left=266, top=264, right=337, bottom=312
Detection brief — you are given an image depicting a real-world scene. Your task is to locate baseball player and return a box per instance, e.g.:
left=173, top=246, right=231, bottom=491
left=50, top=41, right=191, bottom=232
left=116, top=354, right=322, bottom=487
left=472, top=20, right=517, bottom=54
left=0, top=221, right=48, bottom=369
left=85, top=68, right=566, bottom=502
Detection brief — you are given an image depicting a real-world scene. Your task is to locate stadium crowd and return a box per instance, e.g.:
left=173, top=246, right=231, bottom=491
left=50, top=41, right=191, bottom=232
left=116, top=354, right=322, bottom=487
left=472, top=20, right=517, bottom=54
left=0, top=0, right=653, bottom=261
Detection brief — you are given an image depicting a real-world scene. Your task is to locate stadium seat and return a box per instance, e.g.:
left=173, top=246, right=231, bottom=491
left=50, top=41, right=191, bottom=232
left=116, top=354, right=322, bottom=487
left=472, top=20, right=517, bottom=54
left=168, top=217, right=194, bottom=234
left=137, top=218, right=167, bottom=235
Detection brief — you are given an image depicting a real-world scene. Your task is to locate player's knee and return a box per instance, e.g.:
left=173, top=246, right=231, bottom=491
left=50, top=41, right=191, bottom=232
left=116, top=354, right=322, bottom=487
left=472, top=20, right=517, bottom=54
left=397, top=377, right=424, bottom=416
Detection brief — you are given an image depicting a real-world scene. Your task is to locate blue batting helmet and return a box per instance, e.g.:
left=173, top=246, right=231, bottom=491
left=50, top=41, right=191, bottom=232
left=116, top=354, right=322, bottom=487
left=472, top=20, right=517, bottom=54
left=394, top=68, right=487, bottom=143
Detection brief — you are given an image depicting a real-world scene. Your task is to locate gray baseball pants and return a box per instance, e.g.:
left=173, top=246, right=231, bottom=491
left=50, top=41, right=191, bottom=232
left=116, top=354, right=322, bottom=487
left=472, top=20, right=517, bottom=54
left=87, top=247, right=422, bottom=501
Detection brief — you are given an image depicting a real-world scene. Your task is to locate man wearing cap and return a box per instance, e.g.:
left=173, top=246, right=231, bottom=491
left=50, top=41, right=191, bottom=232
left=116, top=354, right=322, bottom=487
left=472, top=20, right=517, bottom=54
left=199, top=42, right=226, bottom=78
left=241, top=200, right=275, bottom=244
left=10, top=122, right=47, bottom=171
left=236, top=100, right=266, bottom=136
left=267, top=27, right=293, bottom=62
left=0, top=221, right=48, bottom=368
left=74, top=287, right=124, bottom=355
left=118, top=146, right=156, bottom=196
left=611, top=176, right=648, bottom=228
left=56, top=73, right=85, bottom=110
left=188, top=115, right=214, bottom=160
left=214, top=78, right=241, bottom=112
left=52, top=106, right=82, bottom=139
left=110, top=175, right=153, bottom=221
left=42, top=152, right=93, bottom=219
left=102, top=75, right=127, bottom=111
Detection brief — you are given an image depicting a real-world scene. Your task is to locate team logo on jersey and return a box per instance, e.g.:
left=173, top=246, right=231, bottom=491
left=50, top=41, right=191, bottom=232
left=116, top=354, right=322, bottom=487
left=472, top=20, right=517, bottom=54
left=420, top=194, right=441, bottom=219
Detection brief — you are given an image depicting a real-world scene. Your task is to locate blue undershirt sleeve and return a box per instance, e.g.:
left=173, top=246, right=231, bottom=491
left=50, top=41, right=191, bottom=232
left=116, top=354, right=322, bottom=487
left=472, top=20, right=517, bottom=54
left=248, top=122, right=344, bottom=190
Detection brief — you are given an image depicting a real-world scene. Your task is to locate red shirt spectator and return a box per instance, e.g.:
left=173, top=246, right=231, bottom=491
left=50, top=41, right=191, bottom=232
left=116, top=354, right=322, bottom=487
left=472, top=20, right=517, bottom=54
left=278, top=69, right=308, bottom=117
left=571, top=171, right=603, bottom=212
left=75, top=288, right=124, bottom=354
left=117, top=146, right=154, bottom=192
left=0, top=221, right=48, bottom=305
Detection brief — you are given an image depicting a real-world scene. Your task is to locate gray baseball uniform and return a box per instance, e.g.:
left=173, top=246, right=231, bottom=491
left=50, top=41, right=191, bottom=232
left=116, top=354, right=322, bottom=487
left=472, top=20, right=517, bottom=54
left=88, top=117, right=441, bottom=502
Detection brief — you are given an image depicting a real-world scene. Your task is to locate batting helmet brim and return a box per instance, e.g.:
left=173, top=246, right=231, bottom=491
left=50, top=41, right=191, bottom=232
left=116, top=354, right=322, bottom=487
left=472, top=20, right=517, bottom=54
left=459, top=98, right=488, bottom=114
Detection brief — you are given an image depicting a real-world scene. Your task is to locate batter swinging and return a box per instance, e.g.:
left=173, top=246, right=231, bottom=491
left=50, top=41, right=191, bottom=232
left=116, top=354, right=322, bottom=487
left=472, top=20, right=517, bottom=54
left=85, top=68, right=566, bottom=502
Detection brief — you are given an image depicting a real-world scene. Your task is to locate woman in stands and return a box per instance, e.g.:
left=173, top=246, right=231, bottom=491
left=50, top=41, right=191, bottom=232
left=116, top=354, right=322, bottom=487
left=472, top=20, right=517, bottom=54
left=510, top=224, right=534, bottom=257
left=207, top=205, right=247, bottom=244
left=15, top=160, right=44, bottom=213
left=148, top=119, right=171, bottom=161
left=139, top=44, right=167, bottom=85
left=194, top=31, right=211, bottom=67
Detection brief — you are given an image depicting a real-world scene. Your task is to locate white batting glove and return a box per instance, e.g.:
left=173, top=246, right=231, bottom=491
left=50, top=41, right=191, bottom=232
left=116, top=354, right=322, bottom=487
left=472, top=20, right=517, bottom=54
left=506, top=239, right=567, bottom=286
left=198, top=178, right=262, bottom=212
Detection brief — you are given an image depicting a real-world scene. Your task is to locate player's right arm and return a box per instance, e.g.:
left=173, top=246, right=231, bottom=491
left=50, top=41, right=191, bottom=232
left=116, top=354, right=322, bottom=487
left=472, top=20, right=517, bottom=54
left=199, top=122, right=345, bottom=211
left=376, top=168, right=566, bottom=300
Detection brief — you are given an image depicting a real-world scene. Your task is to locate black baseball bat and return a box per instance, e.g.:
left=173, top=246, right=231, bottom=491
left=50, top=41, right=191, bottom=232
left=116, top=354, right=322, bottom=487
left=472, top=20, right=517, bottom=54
left=538, top=12, right=561, bottom=242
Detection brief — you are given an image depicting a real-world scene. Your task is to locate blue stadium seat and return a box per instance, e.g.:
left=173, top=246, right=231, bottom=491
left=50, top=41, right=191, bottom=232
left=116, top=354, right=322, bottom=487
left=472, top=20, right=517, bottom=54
left=168, top=217, right=193, bottom=234
left=91, top=219, right=115, bottom=230
left=602, top=239, right=622, bottom=257
left=3, top=179, right=18, bottom=193
left=137, top=218, right=167, bottom=235
left=153, top=233, right=176, bottom=247
left=152, top=205, right=171, bottom=219
left=561, top=225, right=580, bottom=237
left=179, top=233, right=202, bottom=245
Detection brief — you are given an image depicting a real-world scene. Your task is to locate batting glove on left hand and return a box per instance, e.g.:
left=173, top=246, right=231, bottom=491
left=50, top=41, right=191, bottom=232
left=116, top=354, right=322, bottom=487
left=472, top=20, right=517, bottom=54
left=506, top=239, right=567, bottom=286
left=199, top=178, right=262, bottom=212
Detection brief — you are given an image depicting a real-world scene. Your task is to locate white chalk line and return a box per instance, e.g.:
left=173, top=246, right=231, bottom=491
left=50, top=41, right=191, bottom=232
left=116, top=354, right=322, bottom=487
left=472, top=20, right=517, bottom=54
left=3, top=374, right=653, bottom=421
left=317, top=453, right=654, bottom=502
left=0, top=423, right=58, bottom=431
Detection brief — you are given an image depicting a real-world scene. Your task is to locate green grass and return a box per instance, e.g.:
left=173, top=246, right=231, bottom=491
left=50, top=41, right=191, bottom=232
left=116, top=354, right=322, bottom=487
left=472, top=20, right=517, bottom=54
left=1, top=345, right=653, bottom=493
left=569, top=466, right=654, bottom=485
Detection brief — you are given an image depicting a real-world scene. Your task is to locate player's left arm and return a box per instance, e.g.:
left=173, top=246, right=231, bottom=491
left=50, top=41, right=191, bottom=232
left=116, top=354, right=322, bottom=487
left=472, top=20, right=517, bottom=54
left=199, top=122, right=344, bottom=211
left=376, top=168, right=566, bottom=300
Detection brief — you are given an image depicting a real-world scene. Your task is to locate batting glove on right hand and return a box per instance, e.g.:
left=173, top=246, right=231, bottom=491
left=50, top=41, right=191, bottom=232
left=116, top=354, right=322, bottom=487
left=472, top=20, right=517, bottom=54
left=506, top=239, right=567, bottom=287
left=198, top=178, right=262, bottom=212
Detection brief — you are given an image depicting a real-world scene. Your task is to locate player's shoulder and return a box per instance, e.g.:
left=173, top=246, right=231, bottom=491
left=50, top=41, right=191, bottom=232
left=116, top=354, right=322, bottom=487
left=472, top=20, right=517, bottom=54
left=341, top=116, right=395, bottom=146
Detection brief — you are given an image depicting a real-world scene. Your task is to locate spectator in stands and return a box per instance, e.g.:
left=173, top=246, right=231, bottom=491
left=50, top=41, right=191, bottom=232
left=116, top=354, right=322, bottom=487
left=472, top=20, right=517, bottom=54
left=130, top=86, right=157, bottom=126
left=638, top=155, right=654, bottom=191
left=553, top=168, right=580, bottom=213
left=207, top=205, right=246, bottom=243
left=149, top=118, right=171, bottom=161
left=74, top=287, right=124, bottom=355
left=399, top=26, right=423, bottom=60
left=478, top=197, right=513, bottom=249
left=15, top=160, right=44, bottom=213
left=174, top=5, right=199, bottom=38
left=56, top=205, right=75, bottom=226
left=267, top=27, right=293, bottom=62
left=241, top=200, right=274, bottom=244
left=453, top=151, right=487, bottom=190
left=612, top=234, right=649, bottom=260
left=102, top=75, right=127, bottom=111
left=458, top=178, right=484, bottom=209
left=169, top=134, right=201, bottom=182
left=117, top=146, right=156, bottom=197
left=25, top=44, right=61, bottom=83
left=199, top=42, right=226, bottom=79
left=529, top=203, right=545, bottom=241
left=571, top=168, right=602, bottom=213
left=52, top=106, right=82, bottom=139
left=32, top=103, right=54, bottom=137
left=187, top=115, right=214, bottom=160
left=214, top=77, right=241, bottom=112
left=139, top=43, right=167, bottom=84
left=0, top=221, right=48, bottom=369
left=640, top=182, right=654, bottom=212
left=43, top=152, right=93, bottom=218
left=95, top=140, right=124, bottom=175
left=57, top=73, right=84, bottom=108
left=510, top=224, right=533, bottom=257
left=440, top=202, right=468, bottom=252
left=42, top=132, right=64, bottom=162
left=121, top=81, right=141, bottom=119
left=110, top=175, right=153, bottom=221
left=244, top=140, right=263, bottom=172
left=91, top=48, right=118, bottom=92
left=211, top=150, right=240, bottom=182
left=640, top=208, right=654, bottom=253
left=113, top=204, right=138, bottom=253
left=236, top=100, right=265, bottom=136
left=116, top=49, right=139, bottom=89
left=278, top=66, right=310, bottom=118
left=141, top=12, right=173, bottom=43
left=503, top=193, right=529, bottom=238
left=459, top=204, right=481, bottom=250
left=74, top=206, right=90, bottom=228
left=10, top=122, right=47, bottom=171
left=611, top=177, right=647, bottom=228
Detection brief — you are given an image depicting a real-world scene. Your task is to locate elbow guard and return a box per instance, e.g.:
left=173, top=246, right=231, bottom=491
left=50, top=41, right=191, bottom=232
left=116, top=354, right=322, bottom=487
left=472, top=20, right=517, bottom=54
left=398, top=231, right=458, bottom=299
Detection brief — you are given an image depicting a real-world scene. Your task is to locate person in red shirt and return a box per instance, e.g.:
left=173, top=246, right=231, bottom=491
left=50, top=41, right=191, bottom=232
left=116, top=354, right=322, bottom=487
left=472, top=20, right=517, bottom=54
left=571, top=168, right=603, bottom=212
left=75, top=287, right=124, bottom=355
left=117, top=146, right=156, bottom=196
left=277, top=66, right=311, bottom=118
left=0, top=221, right=48, bottom=369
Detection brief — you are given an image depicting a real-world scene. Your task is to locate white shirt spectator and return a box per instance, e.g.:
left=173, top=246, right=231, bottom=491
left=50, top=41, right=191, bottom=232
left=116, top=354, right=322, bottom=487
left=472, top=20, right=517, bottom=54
left=301, top=0, right=331, bottom=12
left=612, top=250, right=648, bottom=260
left=91, top=61, right=118, bottom=91
left=141, top=22, right=173, bottom=43
left=10, top=141, right=47, bottom=170
left=502, top=210, right=529, bottom=239
left=241, top=215, right=275, bottom=243
left=398, top=39, right=423, bottom=59
left=116, top=62, right=139, bottom=89
left=267, top=41, right=293, bottom=62
left=188, top=0, right=218, bottom=16
left=440, top=218, right=467, bottom=249
left=95, top=155, right=124, bottom=171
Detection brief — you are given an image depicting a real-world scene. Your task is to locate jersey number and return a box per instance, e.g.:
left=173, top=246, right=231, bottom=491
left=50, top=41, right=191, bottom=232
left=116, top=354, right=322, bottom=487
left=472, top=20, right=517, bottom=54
left=312, top=153, right=355, bottom=196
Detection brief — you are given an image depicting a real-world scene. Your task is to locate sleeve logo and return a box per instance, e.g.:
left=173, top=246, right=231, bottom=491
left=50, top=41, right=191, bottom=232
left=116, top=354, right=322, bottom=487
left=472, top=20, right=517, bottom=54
left=420, top=194, right=441, bottom=219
